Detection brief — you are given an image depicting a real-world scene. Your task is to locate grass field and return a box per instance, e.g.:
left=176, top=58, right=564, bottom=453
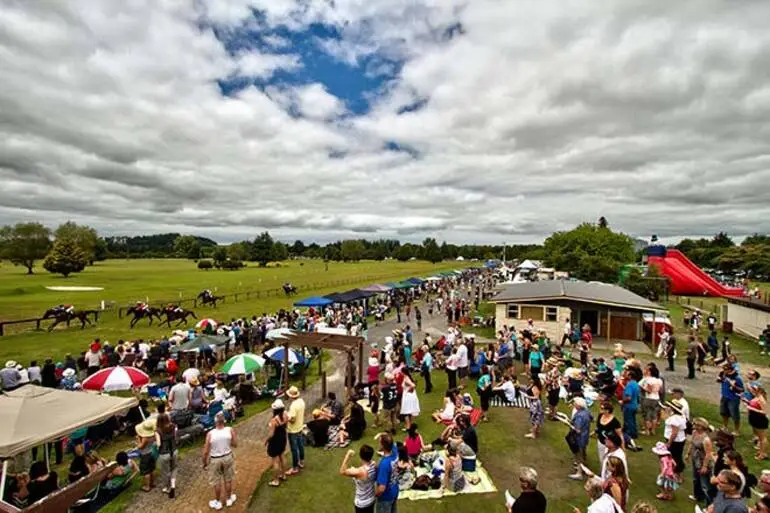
left=0, top=258, right=461, bottom=364
left=248, top=366, right=767, bottom=513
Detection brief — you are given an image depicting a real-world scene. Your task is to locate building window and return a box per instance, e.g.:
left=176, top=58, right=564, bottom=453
left=506, top=305, right=519, bottom=319
left=520, top=305, right=545, bottom=322
left=545, top=306, right=558, bottom=322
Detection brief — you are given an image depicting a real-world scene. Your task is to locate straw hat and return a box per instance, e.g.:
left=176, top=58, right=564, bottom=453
left=692, top=417, right=713, bottom=431
left=5, top=360, right=17, bottom=369
left=368, top=357, right=379, bottom=367
left=189, top=377, right=200, bottom=386
left=271, top=399, right=285, bottom=410
left=63, top=368, right=76, bottom=378
left=135, top=419, right=157, bottom=438
left=664, top=399, right=684, bottom=416
left=651, top=442, right=671, bottom=456
left=286, top=386, right=300, bottom=399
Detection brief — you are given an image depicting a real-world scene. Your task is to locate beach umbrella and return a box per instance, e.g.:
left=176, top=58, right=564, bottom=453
left=266, top=328, right=295, bottom=341
left=195, top=318, right=218, bottom=330
left=264, top=346, right=302, bottom=365
left=82, top=366, right=150, bottom=392
left=221, top=353, right=265, bottom=375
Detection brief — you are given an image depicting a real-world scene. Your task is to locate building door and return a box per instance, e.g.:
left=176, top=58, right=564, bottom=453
left=580, top=310, right=598, bottom=334
left=610, top=316, right=639, bottom=340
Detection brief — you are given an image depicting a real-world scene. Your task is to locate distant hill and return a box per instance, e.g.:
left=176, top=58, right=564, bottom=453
left=104, top=233, right=218, bottom=258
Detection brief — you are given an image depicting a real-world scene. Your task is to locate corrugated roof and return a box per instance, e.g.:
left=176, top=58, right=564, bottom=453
left=490, top=279, right=662, bottom=311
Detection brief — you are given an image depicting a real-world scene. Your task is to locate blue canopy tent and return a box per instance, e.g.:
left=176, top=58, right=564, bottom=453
left=406, top=277, right=424, bottom=285
left=325, top=289, right=375, bottom=304
left=294, top=296, right=334, bottom=308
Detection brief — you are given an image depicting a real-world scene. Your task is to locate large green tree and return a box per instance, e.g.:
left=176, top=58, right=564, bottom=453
left=0, top=222, right=52, bottom=274
left=55, top=222, right=98, bottom=264
left=173, top=235, right=202, bottom=259
left=270, top=241, right=289, bottom=262
left=543, top=223, right=635, bottom=282
left=43, top=238, right=88, bottom=277
left=340, top=240, right=366, bottom=262
left=250, top=232, right=274, bottom=266
left=422, top=238, right=442, bottom=263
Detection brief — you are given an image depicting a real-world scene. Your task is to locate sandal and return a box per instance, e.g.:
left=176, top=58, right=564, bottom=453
left=268, top=480, right=280, bottom=487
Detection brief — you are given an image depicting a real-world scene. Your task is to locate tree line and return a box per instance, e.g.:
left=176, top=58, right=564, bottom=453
left=675, top=232, right=770, bottom=279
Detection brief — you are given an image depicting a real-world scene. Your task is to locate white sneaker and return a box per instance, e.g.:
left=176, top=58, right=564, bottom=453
left=209, top=500, right=223, bottom=510
left=226, top=495, right=237, bottom=507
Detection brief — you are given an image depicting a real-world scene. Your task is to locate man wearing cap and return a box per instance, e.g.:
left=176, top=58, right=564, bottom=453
left=719, top=363, right=744, bottom=434
left=670, top=388, right=691, bottom=421
left=285, top=386, right=305, bottom=476
left=202, top=411, right=237, bottom=510
left=1, top=361, right=22, bottom=391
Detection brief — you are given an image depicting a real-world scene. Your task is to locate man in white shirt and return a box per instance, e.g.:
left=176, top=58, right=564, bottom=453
left=169, top=376, right=192, bottom=412
left=456, top=341, right=469, bottom=385
left=561, top=318, right=572, bottom=346
left=85, top=348, right=102, bottom=376
left=599, top=433, right=629, bottom=482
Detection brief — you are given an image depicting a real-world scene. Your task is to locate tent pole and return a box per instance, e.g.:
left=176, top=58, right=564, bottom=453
left=45, top=443, right=50, bottom=472
left=0, top=460, right=8, bottom=501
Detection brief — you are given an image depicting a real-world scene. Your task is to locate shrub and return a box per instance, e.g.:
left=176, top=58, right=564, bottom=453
left=197, top=259, right=213, bottom=270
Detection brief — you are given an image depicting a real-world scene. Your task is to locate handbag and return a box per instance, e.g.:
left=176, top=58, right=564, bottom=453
left=565, top=429, right=580, bottom=454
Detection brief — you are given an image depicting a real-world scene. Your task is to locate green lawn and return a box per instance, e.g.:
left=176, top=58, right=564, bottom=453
left=248, top=366, right=766, bottom=513
left=663, top=297, right=769, bottom=367
left=0, top=259, right=460, bottom=364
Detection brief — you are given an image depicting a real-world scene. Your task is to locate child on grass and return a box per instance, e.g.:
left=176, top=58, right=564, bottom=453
left=652, top=442, right=678, bottom=500
left=369, top=381, right=380, bottom=427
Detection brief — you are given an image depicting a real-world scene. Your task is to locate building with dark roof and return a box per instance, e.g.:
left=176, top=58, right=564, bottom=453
left=490, top=280, right=666, bottom=342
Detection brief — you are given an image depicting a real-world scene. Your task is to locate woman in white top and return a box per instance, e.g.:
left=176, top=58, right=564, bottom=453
left=432, top=391, right=457, bottom=423
left=213, top=380, right=229, bottom=403
left=202, top=412, right=237, bottom=510
left=400, top=369, right=420, bottom=430
left=573, top=477, right=622, bottom=513
left=640, top=366, right=663, bottom=436
left=663, top=400, right=687, bottom=479
left=338, top=446, right=376, bottom=512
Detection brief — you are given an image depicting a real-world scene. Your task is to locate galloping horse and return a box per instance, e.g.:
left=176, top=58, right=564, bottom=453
left=126, top=305, right=163, bottom=328
left=43, top=309, right=99, bottom=331
left=282, top=283, right=298, bottom=296
left=197, top=290, right=225, bottom=308
left=162, top=307, right=197, bottom=327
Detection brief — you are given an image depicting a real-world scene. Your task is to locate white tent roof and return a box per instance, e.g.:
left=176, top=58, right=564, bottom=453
left=0, top=385, right=138, bottom=459
left=517, top=259, right=540, bottom=270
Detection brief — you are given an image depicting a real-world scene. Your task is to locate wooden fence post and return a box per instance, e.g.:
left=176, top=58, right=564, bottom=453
left=0, top=323, right=4, bottom=337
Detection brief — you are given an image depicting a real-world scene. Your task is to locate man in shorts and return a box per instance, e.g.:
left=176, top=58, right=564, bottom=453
left=203, top=412, right=237, bottom=510
left=719, top=363, right=744, bottom=434
left=381, top=374, right=400, bottom=434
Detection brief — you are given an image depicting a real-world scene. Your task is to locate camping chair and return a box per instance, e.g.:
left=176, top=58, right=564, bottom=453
left=69, top=480, right=101, bottom=513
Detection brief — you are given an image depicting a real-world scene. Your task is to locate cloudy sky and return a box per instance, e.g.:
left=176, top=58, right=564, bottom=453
left=2, top=0, right=769, bottom=245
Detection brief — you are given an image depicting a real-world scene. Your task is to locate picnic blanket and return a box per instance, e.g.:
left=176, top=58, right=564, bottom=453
left=324, top=425, right=351, bottom=450
left=399, top=451, right=497, bottom=501
left=489, top=395, right=531, bottom=408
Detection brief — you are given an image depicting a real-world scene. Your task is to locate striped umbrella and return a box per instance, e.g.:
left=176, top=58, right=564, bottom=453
left=264, top=346, right=302, bottom=365
left=266, top=328, right=295, bottom=340
left=221, top=353, right=265, bottom=375
left=82, top=366, right=150, bottom=392
left=195, top=318, right=218, bottom=330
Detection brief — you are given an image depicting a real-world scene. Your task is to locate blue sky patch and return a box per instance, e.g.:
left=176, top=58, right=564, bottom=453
left=213, top=14, right=403, bottom=117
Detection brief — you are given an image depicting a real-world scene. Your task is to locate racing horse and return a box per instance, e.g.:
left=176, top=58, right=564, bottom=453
left=44, top=309, right=99, bottom=331
left=197, top=290, right=225, bottom=308
left=162, top=307, right=197, bottom=327
left=126, top=305, right=163, bottom=328
left=282, top=283, right=298, bottom=296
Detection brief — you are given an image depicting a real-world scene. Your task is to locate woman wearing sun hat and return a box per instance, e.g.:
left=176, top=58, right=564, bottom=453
left=60, top=368, right=79, bottom=391
left=265, top=399, right=288, bottom=487
left=1, top=360, right=21, bottom=391
left=663, top=399, right=687, bottom=479
left=686, top=417, right=714, bottom=505
left=135, top=419, right=158, bottom=492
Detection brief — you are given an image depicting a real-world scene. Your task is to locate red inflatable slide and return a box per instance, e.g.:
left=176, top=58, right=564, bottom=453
left=647, top=247, right=744, bottom=297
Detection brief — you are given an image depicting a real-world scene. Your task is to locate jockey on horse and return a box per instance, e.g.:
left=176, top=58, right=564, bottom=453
left=201, top=289, right=213, bottom=299
left=166, top=303, right=184, bottom=314
left=135, top=301, right=149, bottom=312
left=58, top=304, right=75, bottom=315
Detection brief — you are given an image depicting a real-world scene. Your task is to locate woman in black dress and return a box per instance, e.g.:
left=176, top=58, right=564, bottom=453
left=265, top=399, right=289, bottom=487
left=595, top=402, right=624, bottom=464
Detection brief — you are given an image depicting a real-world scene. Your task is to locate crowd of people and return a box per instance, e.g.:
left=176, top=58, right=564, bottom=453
left=5, top=265, right=770, bottom=513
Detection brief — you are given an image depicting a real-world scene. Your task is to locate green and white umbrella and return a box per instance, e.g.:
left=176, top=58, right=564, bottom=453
left=221, top=353, right=266, bottom=375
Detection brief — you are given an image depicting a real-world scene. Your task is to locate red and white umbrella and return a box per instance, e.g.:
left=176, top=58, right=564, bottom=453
left=82, top=366, right=150, bottom=392
left=196, top=318, right=218, bottom=330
